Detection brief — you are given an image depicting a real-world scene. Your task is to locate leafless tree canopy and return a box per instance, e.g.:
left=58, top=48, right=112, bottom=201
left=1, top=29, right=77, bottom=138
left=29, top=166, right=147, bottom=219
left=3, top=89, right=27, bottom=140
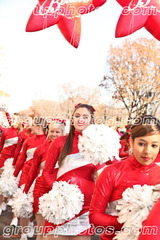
left=100, top=38, right=160, bottom=120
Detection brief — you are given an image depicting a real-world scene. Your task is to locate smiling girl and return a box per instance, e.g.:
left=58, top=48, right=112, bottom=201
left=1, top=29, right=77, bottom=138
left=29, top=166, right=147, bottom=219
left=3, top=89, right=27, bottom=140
left=89, top=115, right=160, bottom=240
left=42, top=103, right=97, bottom=240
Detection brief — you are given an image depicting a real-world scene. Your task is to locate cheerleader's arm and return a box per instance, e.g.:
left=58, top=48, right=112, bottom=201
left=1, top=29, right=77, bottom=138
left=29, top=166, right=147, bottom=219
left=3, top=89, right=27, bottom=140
left=23, top=146, right=41, bottom=193
left=89, top=166, right=123, bottom=230
left=0, top=130, right=6, bottom=153
left=12, top=132, right=24, bottom=166
left=13, top=139, right=28, bottom=177
left=43, top=137, right=62, bottom=188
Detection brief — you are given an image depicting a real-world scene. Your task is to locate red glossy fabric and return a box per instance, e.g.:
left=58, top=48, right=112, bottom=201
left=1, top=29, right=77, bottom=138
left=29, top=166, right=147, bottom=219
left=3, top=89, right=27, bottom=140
left=24, top=138, right=51, bottom=194
left=119, top=138, right=130, bottom=158
left=14, top=134, right=46, bottom=187
left=43, top=131, right=97, bottom=235
left=154, top=150, right=160, bottom=163
left=12, top=129, right=33, bottom=166
left=138, top=198, right=160, bottom=240
left=0, top=126, right=18, bottom=168
left=5, top=112, right=11, bottom=126
left=23, top=138, right=57, bottom=213
left=89, top=155, right=160, bottom=240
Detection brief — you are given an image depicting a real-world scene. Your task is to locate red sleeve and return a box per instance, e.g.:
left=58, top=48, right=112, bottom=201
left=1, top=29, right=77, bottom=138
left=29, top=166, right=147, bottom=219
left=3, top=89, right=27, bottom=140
left=119, top=139, right=129, bottom=158
left=13, top=139, right=28, bottom=177
left=23, top=147, right=41, bottom=193
left=0, top=130, right=6, bottom=153
left=5, top=112, right=11, bottom=126
left=138, top=199, right=160, bottom=239
left=89, top=166, right=123, bottom=230
left=43, top=138, right=62, bottom=189
left=12, top=132, right=24, bottom=166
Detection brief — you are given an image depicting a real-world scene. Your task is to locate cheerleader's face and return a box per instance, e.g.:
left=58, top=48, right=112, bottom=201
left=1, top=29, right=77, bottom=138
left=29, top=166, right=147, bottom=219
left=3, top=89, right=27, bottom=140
left=131, top=133, right=160, bottom=165
left=11, top=114, right=20, bottom=128
left=31, top=125, right=43, bottom=135
left=48, top=127, right=63, bottom=141
left=73, top=107, right=92, bottom=132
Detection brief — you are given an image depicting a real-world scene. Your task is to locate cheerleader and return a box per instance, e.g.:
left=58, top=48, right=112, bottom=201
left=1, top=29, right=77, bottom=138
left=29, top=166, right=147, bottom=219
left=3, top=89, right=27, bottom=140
left=89, top=115, right=160, bottom=240
left=0, top=112, right=21, bottom=214
left=10, top=116, right=33, bottom=227
left=13, top=117, right=47, bottom=240
left=42, top=103, right=99, bottom=240
left=12, top=116, right=33, bottom=166
left=23, top=119, right=66, bottom=240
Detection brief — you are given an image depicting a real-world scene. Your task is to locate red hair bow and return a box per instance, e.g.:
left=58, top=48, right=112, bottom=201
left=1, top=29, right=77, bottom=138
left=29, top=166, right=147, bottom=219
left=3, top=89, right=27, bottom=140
left=52, top=118, right=66, bottom=126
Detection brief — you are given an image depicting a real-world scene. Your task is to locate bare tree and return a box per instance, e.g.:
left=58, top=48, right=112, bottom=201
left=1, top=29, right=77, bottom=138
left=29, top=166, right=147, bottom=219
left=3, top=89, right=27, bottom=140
left=100, top=38, right=160, bottom=120
left=59, top=82, right=101, bottom=119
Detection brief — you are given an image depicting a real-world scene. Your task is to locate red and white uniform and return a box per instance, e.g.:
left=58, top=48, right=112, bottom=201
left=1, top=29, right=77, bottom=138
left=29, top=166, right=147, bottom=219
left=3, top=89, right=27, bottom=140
left=138, top=198, right=160, bottom=240
left=43, top=130, right=99, bottom=235
left=12, top=128, right=33, bottom=166
left=23, top=138, right=58, bottom=214
left=14, top=134, right=46, bottom=187
left=89, top=155, right=160, bottom=240
left=0, top=126, right=18, bottom=168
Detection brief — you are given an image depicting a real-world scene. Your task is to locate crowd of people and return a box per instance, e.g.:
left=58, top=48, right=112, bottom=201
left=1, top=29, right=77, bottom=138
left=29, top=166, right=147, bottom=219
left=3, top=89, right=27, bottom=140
left=0, top=103, right=160, bottom=240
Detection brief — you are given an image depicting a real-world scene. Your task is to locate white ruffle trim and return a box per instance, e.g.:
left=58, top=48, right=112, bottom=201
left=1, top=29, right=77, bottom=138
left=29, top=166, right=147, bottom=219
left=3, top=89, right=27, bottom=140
left=113, top=184, right=160, bottom=240
left=78, top=124, right=121, bottom=165
left=39, top=181, right=84, bottom=224
left=0, top=158, right=19, bottom=198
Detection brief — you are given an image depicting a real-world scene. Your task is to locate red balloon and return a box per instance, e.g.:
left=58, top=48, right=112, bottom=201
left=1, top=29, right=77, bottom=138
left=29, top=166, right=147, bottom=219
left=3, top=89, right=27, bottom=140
left=138, top=198, right=160, bottom=240
left=115, top=0, right=160, bottom=41
left=26, top=0, right=107, bottom=48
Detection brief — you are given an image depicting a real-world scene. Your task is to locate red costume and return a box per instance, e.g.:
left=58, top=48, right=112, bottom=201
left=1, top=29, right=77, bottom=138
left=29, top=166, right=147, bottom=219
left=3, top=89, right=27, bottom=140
left=14, top=134, right=46, bottom=187
left=89, top=155, right=160, bottom=240
left=138, top=198, right=160, bottom=240
left=0, top=126, right=18, bottom=168
left=23, top=138, right=57, bottom=214
left=43, top=130, right=99, bottom=235
left=12, top=128, right=33, bottom=166
left=119, top=137, right=130, bottom=159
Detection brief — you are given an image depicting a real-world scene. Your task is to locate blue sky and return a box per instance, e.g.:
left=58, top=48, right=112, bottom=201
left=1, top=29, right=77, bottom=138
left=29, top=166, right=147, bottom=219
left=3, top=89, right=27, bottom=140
left=0, top=0, right=153, bottom=113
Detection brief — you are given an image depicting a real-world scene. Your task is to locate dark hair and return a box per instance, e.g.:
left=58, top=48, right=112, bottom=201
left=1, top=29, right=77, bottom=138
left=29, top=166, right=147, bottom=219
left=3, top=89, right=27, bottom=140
left=13, top=112, right=21, bottom=116
left=58, top=104, right=95, bottom=166
left=131, top=115, right=160, bottom=141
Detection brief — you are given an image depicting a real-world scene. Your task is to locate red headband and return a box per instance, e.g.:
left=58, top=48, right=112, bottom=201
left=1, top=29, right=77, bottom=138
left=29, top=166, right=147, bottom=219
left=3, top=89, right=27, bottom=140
left=52, top=118, right=66, bottom=126
left=75, top=103, right=96, bottom=112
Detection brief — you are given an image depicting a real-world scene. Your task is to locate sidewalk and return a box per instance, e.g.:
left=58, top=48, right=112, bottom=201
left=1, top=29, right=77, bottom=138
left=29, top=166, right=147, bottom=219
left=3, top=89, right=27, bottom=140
left=0, top=206, right=100, bottom=240
left=0, top=205, right=36, bottom=240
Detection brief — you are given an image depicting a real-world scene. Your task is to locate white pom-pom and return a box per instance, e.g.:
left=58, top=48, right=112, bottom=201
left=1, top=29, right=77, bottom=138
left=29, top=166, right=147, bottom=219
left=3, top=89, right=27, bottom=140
left=113, top=184, right=160, bottom=240
left=39, top=181, right=84, bottom=224
left=11, top=186, right=34, bottom=218
left=78, top=124, right=121, bottom=165
left=0, top=158, right=19, bottom=198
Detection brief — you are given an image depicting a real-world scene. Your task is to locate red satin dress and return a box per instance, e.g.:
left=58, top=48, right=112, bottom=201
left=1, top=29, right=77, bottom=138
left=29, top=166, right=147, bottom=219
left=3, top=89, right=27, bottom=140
left=138, top=198, right=160, bottom=240
left=12, top=128, right=33, bottom=166
left=13, top=134, right=46, bottom=187
left=89, top=155, right=160, bottom=240
left=23, top=138, right=58, bottom=214
left=0, top=126, right=18, bottom=168
left=43, top=130, right=98, bottom=235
